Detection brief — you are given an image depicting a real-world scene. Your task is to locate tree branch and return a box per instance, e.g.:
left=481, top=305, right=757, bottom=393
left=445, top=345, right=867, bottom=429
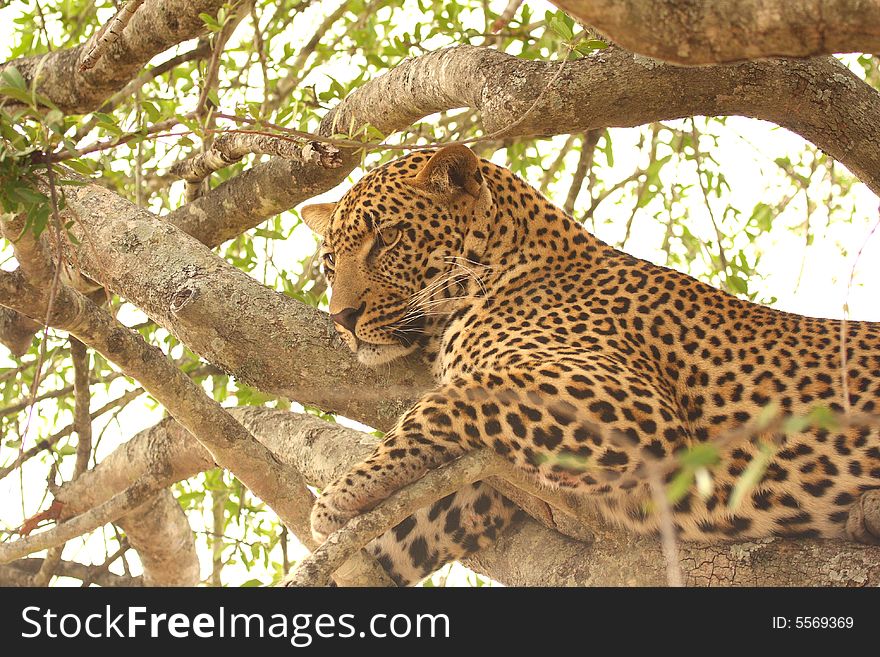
left=168, top=132, right=342, bottom=185
left=116, top=489, right=200, bottom=586
left=173, top=44, right=880, bottom=244
left=0, top=557, right=142, bottom=587
left=77, top=0, right=146, bottom=72
left=285, top=450, right=500, bottom=587
left=0, top=0, right=229, bottom=114
left=549, top=0, right=880, bottom=64
left=0, top=308, right=40, bottom=357
left=51, top=405, right=880, bottom=586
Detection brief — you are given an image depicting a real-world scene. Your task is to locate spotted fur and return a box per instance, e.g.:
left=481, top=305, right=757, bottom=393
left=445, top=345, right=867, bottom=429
left=301, top=145, right=880, bottom=584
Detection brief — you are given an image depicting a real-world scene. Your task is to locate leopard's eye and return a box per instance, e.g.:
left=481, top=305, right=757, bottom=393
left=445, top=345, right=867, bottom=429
left=322, top=252, right=336, bottom=268
left=376, top=225, right=402, bottom=250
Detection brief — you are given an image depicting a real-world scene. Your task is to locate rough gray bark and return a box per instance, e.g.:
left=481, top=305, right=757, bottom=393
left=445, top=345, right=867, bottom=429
left=163, top=149, right=359, bottom=249
left=550, top=0, right=880, bottom=64
left=77, top=0, right=147, bottom=72
left=465, top=517, right=880, bottom=586
left=168, top=133, right=342, bottom=185
left=45, top=407, right=880, bottom=586
left=0, top=0, right=228, bottom=114
left=0, top=307, right=39, bottom=357
left=116, top=490, right=200, bottom=587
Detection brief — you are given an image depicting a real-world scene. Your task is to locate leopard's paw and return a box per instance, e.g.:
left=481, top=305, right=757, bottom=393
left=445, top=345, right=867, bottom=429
left=310, top=492, right=359, bottom=543
left=845, top=490, right=880, bottom=545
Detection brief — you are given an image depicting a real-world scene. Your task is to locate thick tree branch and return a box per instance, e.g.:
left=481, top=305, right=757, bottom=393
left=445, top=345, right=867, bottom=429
left=116, top=490, right=200, bottom=586
left=0, top=308, right=39, bottom=357
left=174, top=44, right=880, bottom=244
left=328, top=46, right=880, bottom=194
left=163, top=149, right=359, bottom=248
left=549, top=0, right=880, bottom=64
left=0, top=0, right=228, bottom=114
left=52, top=405, right=880, bottom=586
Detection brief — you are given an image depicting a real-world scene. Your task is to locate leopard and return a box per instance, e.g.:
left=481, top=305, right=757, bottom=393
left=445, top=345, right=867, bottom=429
left=300, top=144, right=880, bottom=586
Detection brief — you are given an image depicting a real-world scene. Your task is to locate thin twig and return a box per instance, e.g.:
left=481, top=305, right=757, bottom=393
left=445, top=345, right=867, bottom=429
left=1, top=370, right=125, bottom=418
left=690, top=119, right=731, bottom=290
left=16, top=167, right=66, bottom=448
left=563, top=131, right=600, bottom=215
left=539, top=134, right=577, bottom=192
left=0, top=474, right=166, bottom=564
left=80, top=538, right=130, bottom=587
left=491, top=0, right=525, bottom=33
left=0, top=388, right=143, bottom=483
left=33, top=0, right=53, bottom=52
left=26, top=337, right=94, bottom=586
left=250, top=3, right=271, bottom=116
left=266, top=0, right=352, bottom=113
left=645, top=462, right=684, bottom=587
left=840, top=205, right=880, bottom=414
left=78, top=0, right=146, bottom=72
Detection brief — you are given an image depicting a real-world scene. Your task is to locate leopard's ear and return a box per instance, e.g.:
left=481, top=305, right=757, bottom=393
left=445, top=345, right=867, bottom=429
left=411, top=145, right=483, bottom=198
left=300, top=202, right=336, bottom=236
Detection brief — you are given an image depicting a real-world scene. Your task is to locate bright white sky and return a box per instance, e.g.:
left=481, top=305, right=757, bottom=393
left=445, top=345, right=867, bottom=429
left=1, top=1, right=878, bottom=587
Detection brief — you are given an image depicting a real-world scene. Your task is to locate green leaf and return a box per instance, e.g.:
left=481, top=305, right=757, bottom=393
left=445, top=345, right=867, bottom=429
left=728, top=444, right=775, bottom=511
left=140, top=100, right=161, bottom=123
left=726, top=274, right=748, bottom=295
left=0, top=85, right=35, bottom=105
left=0, top=66, right=27, bottom=90
left=65, top=159, right=95, bottom=175
left=199, top=12, right=222, bottom=32
left=547, top=14, right=573, bottom=41
left=678, top=443, right=720, bottom=468
left=10, top=185, right=47, bottom=206
left=665, top=467, right=694, bottom=504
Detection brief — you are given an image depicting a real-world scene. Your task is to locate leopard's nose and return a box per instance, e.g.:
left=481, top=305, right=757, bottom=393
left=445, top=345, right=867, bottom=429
left=330, top=303, right=365, bottom=336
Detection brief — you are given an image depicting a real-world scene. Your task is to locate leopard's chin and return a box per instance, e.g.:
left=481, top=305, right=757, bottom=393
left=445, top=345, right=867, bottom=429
left=356, top=342, right=417, bottom=366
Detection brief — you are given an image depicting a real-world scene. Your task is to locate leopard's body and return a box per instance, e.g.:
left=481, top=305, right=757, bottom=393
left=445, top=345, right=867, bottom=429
left=301, top=146, right=880, bottom=585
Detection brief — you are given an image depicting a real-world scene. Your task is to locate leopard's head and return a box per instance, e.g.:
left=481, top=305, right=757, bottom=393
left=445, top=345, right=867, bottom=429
left=300, top=145, right=496, bottom=366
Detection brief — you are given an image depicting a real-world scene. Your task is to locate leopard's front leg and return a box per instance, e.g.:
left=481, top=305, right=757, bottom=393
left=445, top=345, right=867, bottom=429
left=311, top=364, right=667, bottom=541
left=311, top=380, right=483, bottom=541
